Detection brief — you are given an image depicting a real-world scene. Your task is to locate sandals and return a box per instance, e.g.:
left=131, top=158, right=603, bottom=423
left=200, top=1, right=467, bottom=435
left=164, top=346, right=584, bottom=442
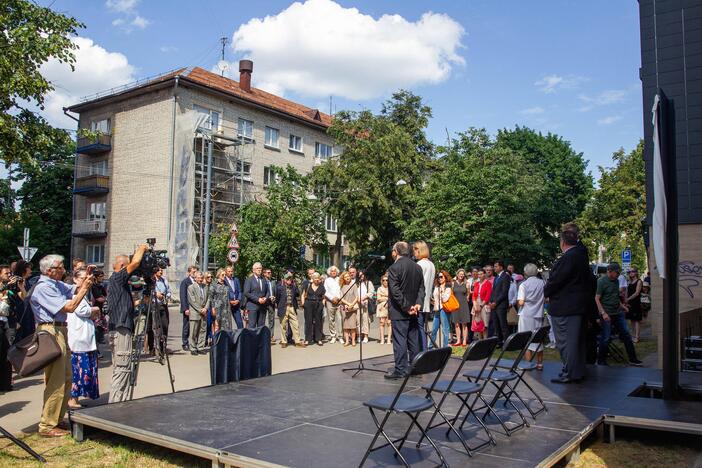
left=536, top=364, right=544, bottom=371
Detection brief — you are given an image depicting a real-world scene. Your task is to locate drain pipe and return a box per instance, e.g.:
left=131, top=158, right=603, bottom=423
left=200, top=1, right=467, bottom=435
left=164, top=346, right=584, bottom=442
left=167, top=76, right=179, bottom=246
left=63, top=107, right=80, bottom=266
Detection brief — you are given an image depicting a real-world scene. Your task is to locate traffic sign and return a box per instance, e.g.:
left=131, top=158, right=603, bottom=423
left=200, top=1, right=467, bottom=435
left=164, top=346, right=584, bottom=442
left=17, top=246, right=38, bottom=261
left=621, top=249, right=632, bottom=264
left=227, top=249, right=239, bottom=264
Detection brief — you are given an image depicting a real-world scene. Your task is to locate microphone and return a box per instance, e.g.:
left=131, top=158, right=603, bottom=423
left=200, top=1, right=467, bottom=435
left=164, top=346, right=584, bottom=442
left=367, top=254, right=386, bottom=260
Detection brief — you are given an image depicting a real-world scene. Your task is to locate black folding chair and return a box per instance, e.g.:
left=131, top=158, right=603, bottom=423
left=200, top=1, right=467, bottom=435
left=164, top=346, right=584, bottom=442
left=417, top=337, right=500, bottom=456
left=495, top=326, right=551, bottom=419
left=463, top=331, right=532, bottom=437
left=359, top=347, right=453, bottom=468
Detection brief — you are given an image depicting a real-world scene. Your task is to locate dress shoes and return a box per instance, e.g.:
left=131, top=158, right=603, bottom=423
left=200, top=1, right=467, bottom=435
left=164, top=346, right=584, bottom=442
left=550, top=376, right=581, bottom=384
left=39, top=427, right=69, bottom=438
left=295, top=343, right=307, bottom=348
left=384, top=371, right=404, bottom=380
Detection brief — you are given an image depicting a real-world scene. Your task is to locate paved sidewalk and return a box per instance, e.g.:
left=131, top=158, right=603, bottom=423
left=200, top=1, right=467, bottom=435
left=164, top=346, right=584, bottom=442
left=0, top=310, right=393, bottom=434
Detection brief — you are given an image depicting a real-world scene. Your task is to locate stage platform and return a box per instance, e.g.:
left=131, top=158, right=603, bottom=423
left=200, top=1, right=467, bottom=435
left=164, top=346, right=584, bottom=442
left=69, top=356, right=702, bottom=467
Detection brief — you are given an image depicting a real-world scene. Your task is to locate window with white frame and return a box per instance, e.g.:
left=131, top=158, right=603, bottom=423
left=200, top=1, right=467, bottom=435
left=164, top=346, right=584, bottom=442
left=325, top=213, right=337, bottom=232
left=86, top=244, right=105, bottom=265
left=238, top=118, right=254, bottom=140
left=88, top=202, right=106, bottom=220
left=88, top=160, right=107, bottom=176
left=235, top=161, right=252, bottom=178
left=90, top=118, right=111, bottom=134
left=289, top=134, right=303, bottom=152
left=193, top=104, right=220, bottom=131
left=314, top=252, right=331, bottom=270
left=315, top=142, right=333, bottom=160
left=263, top=166, right=277, bottom=186
left=264, top=126, right=279, bottom=148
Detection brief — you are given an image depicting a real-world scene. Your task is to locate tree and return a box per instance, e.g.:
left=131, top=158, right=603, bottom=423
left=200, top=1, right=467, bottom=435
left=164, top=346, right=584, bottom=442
left=0, top=0, right=82, bottom=165
left=496, top=126, right=593, bottom=257
left=210, top=165, right=328, bottom=276
left=405, top=128, right=548, bottom=271
left=577, top=141, right=646, bottom=271
left=313, top=94, right=432, bottom=259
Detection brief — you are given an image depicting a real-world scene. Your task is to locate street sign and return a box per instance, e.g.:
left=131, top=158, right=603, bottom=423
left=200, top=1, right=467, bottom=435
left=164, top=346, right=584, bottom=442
left=17, top=246, right=38, bottom=261
left=227, top=249, right=239, bottom=264
left=621, top=249, right=632, bottom=264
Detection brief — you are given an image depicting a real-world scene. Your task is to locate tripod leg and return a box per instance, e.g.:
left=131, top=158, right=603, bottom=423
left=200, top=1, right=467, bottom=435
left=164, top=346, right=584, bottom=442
left=0, top=425, right=47, bottom=463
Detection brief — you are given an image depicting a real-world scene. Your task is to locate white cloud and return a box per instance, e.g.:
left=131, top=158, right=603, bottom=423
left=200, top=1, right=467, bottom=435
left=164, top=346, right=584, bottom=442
left=578, top=89, right=627, bottom=112
left=160, top=46, right=179, bottom=53
left=131, top=15, right=150, bottom=29
left=39, top=37, right=136, bottom=129
left=520, top=106, right=545, bottom=115
left=106, top=0, right=138, bottom=13
left=229, top=0, right=465, bottom=100
left=535, top=74, right=587, bottom=94
left=111, top=18, right=124, bottom=26
left=597, top=115, right=622, bottom=125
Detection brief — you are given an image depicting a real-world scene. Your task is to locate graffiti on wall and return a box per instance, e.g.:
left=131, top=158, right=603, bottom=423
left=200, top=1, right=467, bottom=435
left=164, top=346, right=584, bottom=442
left=679, top=260, right=702, bottom=299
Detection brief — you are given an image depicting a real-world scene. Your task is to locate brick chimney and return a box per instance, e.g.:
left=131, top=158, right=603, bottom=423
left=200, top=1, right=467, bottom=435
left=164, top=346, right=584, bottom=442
left=239, top=59, right=253, bottom=92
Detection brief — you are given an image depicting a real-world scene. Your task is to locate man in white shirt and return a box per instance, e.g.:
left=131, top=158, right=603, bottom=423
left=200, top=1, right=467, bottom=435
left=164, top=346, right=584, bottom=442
left=324, top=266, right=342, bottom=344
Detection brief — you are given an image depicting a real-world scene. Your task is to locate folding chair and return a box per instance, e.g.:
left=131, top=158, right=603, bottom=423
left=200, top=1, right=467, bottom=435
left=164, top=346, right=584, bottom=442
left=359, top=347, right=453, bottom=468
left=417, top=337, right=500, bottom=456
left=463, top=331, right=532, bottom=437
left=494, top=326, right=551, bottom=420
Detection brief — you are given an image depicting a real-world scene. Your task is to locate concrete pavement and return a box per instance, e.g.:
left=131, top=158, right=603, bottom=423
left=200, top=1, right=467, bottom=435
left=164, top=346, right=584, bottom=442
left=0, top=309, right=393, bottom=434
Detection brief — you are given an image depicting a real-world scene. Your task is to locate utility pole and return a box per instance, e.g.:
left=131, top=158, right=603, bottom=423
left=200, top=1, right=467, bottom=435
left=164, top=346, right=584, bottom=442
left=219, top=36, right=228, bottom=76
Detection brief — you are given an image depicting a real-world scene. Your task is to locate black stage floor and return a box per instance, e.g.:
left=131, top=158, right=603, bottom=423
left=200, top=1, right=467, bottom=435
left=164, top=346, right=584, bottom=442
left=69, top=356, right=702, bottom=467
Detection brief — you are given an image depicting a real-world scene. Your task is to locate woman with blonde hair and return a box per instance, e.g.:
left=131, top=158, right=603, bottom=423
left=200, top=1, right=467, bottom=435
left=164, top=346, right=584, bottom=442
left=413, top=240, right=435, bottom=350
left=210, top=268, right=234, bottom=332
left=376, top=274, right=391, bottom=344
left=338, top=271, right=359, bottom=346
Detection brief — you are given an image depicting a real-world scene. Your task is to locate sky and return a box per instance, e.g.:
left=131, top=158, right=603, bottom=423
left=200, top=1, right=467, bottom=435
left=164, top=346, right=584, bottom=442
left=36, top=0, right=643, bottom=178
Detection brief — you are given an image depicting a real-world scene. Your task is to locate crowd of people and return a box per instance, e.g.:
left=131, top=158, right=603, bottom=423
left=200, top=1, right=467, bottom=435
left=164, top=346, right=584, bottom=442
left=0, top=222, right=650, bottom=436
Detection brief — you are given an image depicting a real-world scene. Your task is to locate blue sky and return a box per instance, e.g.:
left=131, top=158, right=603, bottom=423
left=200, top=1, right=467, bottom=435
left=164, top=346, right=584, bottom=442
left=41, top=0, right=643, bottom=178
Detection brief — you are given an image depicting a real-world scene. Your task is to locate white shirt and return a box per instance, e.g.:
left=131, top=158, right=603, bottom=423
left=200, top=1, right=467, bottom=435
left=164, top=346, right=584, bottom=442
left=360, top=281, right=375, bottom=302
left=67, top=297, right=96, bottom=352
left=417, top=258, right=436, bottom=313
left=517, top=277, right=545, bottom=319
left=324, top=276, right=341, bottom=301
left=508, top=279, right=518, bottom=306
left=618, top=274, right=627, bottom=290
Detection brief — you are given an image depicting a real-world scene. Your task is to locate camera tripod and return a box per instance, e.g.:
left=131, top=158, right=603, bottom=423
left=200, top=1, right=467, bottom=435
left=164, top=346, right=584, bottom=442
left=127, top=282, right=175, bottom=400
left=0, top=425, right=45, bottom=463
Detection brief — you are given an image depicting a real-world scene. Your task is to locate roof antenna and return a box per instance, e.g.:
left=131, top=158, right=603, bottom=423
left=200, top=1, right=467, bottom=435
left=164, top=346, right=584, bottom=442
left=217, top=36, right=229, bottom=76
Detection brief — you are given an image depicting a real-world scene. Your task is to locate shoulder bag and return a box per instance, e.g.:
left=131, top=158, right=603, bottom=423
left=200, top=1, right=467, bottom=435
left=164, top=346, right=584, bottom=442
left=8, top=330, right=62, bottom=377
left=441, top=286, right=460, bottom=313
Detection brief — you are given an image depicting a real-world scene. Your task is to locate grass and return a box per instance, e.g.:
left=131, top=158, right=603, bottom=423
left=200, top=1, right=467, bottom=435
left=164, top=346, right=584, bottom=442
left=0, top=431, right=208, bottom=468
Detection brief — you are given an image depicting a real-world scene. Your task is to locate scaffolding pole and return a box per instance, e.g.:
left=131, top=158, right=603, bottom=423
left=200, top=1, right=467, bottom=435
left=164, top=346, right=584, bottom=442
left=202, top=136, right=214, bottom=272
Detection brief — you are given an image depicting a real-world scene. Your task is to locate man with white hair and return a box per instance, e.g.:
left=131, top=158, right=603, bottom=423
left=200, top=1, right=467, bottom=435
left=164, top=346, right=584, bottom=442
left=31, top=254, right=94, bottom=437
left=324, top=265, right=342, bottom=343
left=243, top=262, right=270, bottom=329
left=107, top=244, right=148, bottom=402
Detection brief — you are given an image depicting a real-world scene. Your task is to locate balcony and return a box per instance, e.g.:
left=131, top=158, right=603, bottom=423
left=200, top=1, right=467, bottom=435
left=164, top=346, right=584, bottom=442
left=74, top=174, right=109, bottom=195
left=76, top=134, right=111, bottom=154
left=73, top=218, right=108, bottom=238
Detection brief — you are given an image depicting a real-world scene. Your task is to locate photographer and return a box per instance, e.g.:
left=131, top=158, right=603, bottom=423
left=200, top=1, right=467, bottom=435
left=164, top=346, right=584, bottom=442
left=30, top=254, right=94, bottom=437
left=107, top=244, right=148, bottom=403
left=1, top=265, right=24, bottom=347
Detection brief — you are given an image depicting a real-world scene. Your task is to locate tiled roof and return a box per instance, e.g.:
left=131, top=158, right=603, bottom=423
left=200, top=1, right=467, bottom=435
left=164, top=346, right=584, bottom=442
left=183, top=67, right=332, bottom=127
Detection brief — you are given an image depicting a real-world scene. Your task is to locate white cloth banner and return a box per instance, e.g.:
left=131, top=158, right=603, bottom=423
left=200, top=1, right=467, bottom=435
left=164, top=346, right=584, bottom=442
left=651, top=94, right=667, bottom=279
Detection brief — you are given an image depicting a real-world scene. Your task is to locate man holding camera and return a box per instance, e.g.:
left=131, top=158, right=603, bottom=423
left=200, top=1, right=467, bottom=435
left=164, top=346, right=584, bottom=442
left=108, top=244, right=148, bottom=403
left=30, top=255, right=94, bottom=437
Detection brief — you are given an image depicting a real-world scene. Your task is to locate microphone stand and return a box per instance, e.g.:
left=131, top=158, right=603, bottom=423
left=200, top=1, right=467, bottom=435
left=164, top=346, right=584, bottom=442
left=342, top=257, right=386, bottom=378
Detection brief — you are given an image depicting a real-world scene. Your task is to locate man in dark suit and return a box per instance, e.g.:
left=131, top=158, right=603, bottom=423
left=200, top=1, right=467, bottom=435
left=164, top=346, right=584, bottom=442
left=224, top=266, right=243, bottom=329
left=243, top=262, right=270, bottom=329
left=179, top=265, right=198, bottom=351
left=274, top=273, right=305, bottom=348
left=544, top=223, right=591, bottom=384
left=386, top=241, right=425, bottom=379
left=489, top=260, right=510, bottom=346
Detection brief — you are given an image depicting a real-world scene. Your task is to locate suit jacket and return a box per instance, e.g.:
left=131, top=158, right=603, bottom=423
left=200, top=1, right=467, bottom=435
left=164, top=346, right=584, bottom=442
left=489, top=271, right=510, bottom=311
left=187, top=283, right=210, bottom=321
left=544, top=242, right=592, bottom=317
left=243, top=274, right=269, bottom=311
left=387, top=256, right=425, bottom=321
left=274, top=281, right=299, bottom=317
left=179, top=276, right=194, bottom=313
left=224, top=276, right=242, bottom=310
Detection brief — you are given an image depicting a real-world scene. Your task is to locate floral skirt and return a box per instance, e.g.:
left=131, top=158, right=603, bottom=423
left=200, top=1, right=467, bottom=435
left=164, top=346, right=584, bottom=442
left=71, top=350, right=99, bottom=399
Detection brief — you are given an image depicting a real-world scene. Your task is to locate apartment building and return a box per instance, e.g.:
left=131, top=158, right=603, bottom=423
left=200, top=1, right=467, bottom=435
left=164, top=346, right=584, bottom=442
left=67, top=60, right=345, bottom=279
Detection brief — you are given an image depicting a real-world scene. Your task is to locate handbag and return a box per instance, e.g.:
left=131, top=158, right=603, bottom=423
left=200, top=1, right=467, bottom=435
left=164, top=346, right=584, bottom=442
left=507, top=306, right=519, bottom=325
left=8, top=330, right=62, bottom=377
left=471, top=314, right=485, bottom=333
left=442, top=288, right=460, bottom=313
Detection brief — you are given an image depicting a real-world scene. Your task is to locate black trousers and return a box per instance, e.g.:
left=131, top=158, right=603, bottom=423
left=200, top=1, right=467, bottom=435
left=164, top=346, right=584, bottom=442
left=248, top=308, right=267, bottom=329
left=181, top=311, right=189, bottom=347
left=148, top=305, right=170, bottom=353
left=492, top=305, right=509, bottom=344
left=304, top=301, right=324, bottom=343
left=552, top=314, right=587, bottom=380
left=391, top=317, right=420, bottom=376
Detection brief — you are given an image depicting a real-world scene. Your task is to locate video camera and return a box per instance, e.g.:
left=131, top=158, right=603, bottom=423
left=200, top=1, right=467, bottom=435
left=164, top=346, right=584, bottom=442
left=135, top=238, right=170, bottom=283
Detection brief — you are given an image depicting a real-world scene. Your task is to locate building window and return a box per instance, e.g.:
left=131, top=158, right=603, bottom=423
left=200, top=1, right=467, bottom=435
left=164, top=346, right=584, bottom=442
left=315, top=142, right=333, bottom=160
left=263, top=166, right=278, bottom=187
left=88, top=202, right=106, bottom=220
left=238, top=118, right=254, bottom=140
left=235, top=161, right=252, bottom=178
left=193, top=104, right=220, bottom=131
left=90, top=118, right=111, bottom=134
left=325, top=213, right=337, bottom=232
left=88, top=160, right=107, bottom=176
left=289, top=134, right=303, bottom=153
left=86, top=244, right=105, bottom=265
left=264, top=126, right=279, bottom=148
left=314, top=252, right=331, bottom=270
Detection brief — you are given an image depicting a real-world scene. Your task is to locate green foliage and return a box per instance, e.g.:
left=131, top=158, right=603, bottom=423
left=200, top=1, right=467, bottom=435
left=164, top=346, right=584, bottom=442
left=496, top=126, right=593, bottom=256
left=0, top=0, right=83, bottom=165
left=577, top=141, right=646, bottom=271
left=405, top=128, right=548, bottom=271
left=312, top=91, right=432, bottom=256
left=210, top=165, right=328, bottom=276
